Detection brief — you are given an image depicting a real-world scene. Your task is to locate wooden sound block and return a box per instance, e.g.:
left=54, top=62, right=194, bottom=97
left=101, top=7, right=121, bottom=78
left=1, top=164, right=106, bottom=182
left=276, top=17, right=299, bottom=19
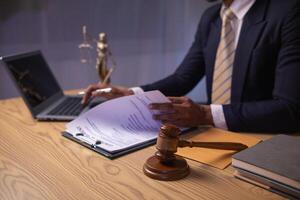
left=143, top=155, right=190, bottom=181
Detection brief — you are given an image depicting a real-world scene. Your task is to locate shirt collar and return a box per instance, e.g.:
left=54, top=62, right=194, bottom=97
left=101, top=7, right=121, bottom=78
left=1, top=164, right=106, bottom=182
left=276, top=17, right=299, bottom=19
left=220, top=0, right=256, bottom=20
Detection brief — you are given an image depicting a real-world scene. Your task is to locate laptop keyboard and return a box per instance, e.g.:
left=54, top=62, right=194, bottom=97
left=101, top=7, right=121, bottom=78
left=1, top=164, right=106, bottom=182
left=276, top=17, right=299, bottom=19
left=48, top=97, right=84, bottom=116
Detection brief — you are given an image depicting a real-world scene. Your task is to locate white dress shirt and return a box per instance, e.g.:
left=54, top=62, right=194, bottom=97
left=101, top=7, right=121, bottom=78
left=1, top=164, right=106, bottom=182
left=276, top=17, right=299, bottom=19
left=131, top=0, right=256, bottom=130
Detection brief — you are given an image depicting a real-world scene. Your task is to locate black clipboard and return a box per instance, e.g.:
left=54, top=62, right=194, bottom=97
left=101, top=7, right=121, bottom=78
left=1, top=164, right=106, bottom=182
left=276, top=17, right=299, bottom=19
left=62, top=131, right=158, bottom=159
left=62, top=127, right=195, bottom=159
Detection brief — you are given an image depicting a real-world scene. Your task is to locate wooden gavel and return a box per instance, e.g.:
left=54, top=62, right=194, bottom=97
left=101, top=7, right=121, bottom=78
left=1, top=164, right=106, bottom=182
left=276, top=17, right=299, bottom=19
left=143, top=124, right=248, bottom=181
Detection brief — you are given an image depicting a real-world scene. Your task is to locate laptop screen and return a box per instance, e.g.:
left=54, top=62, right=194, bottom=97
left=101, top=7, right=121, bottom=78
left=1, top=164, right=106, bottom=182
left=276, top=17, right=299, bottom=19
left=3, top=52, right=61, bottom=109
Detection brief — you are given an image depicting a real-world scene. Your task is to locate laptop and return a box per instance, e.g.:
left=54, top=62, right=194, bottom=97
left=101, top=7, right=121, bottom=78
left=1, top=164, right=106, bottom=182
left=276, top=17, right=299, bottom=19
left=1, top=50, right=104, bottom=121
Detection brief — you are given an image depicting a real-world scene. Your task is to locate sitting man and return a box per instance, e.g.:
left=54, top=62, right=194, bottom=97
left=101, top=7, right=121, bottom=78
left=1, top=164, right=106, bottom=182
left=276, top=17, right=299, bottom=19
left=82, top=0, right=300, bottom=133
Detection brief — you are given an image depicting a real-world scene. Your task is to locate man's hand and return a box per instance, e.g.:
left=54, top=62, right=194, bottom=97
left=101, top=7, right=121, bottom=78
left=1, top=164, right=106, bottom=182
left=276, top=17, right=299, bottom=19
left=81, top=83, right=134, bottom=105
left=149, top=96, right=214, bottom=127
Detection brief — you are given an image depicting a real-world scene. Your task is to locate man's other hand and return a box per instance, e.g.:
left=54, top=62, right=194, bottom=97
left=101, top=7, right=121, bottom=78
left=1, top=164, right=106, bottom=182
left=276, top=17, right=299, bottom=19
left=81, top=83, right=134, bottom=105
left=149, top=96, right=214, bottom=127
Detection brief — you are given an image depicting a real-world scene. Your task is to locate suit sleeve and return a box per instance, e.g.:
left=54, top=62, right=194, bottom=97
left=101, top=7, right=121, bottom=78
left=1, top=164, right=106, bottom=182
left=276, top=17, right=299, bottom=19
left=224, top=5, right=300, bottom=133
left=140, top=16, right=207, bottom=96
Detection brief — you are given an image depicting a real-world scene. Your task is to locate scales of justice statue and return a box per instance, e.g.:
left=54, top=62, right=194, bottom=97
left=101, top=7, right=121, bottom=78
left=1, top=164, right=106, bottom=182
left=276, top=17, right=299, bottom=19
left=78, top=25, right=116, bottom=84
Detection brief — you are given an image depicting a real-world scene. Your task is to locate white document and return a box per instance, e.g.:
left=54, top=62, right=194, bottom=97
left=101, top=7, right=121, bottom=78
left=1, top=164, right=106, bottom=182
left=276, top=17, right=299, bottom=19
left=66, top=90, right=170, bottom=153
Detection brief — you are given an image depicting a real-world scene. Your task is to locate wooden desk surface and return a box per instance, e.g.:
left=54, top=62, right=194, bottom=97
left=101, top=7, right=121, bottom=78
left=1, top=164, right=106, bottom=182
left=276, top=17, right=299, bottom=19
left=0, top=96, right=290, bottom=200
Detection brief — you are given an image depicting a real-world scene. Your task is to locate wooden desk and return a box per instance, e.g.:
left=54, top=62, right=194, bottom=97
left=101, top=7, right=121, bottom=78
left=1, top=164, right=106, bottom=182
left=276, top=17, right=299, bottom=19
left=0, top=97, right=288, bottom=200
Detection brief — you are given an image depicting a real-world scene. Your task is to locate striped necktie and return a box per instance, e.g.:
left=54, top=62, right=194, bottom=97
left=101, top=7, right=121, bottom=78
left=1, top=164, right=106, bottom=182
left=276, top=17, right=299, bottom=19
left=211, top=8, right=236, bottom=104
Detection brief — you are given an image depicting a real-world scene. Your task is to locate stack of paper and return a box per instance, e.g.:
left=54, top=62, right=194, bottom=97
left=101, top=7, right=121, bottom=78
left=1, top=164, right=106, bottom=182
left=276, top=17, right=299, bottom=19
left=64, top=90, right=170, bottom=157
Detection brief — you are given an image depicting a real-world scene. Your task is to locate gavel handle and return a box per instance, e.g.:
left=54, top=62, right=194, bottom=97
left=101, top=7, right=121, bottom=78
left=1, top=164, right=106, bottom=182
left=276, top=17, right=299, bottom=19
left=178, top=140, right=248, bottom=151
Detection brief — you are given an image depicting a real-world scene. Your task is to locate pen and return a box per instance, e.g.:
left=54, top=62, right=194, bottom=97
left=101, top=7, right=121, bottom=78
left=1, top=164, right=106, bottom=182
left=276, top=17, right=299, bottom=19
left=78, top=66, right=115, bottom=96
left=78, top=88, right=112, bottom=95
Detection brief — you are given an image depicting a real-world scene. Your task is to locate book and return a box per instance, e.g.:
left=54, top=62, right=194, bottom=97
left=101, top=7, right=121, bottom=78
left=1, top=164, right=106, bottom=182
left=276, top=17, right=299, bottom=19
left=234, top=168, right=300, bottom=199
left=63, top=90, right=172, bottom=158
left=232, top=134, right=300, bottom=198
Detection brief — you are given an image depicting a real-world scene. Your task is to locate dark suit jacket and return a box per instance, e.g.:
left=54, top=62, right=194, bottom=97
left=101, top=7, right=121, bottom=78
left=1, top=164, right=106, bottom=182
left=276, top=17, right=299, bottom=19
left=141, top=0, right=300, bottom=133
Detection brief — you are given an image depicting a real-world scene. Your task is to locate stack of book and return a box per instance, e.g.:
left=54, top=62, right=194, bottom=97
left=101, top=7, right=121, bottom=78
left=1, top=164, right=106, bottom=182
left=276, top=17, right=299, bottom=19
left=232, top=135, right=300, bottom=199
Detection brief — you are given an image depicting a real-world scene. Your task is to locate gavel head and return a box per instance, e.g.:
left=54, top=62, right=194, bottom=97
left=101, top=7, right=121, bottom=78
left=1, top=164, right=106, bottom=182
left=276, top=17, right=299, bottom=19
left=155, top=124, right=181, bottom=164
